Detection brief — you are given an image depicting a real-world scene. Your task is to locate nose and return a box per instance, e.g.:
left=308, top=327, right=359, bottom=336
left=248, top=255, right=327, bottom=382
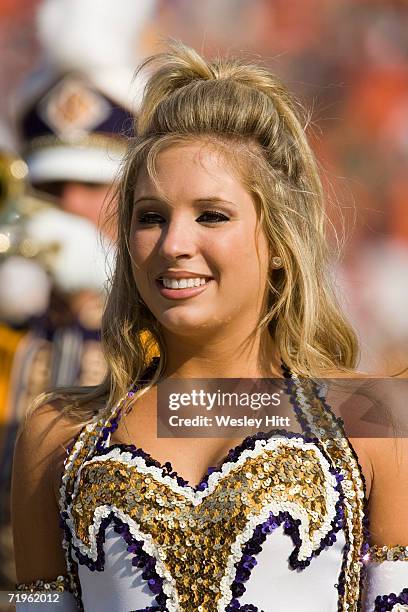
left=158, top=216, right=197, bottom=261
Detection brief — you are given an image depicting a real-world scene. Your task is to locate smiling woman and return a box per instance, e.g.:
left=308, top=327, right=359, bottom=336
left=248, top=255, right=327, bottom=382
left=11, top=42, right=408, bottom=612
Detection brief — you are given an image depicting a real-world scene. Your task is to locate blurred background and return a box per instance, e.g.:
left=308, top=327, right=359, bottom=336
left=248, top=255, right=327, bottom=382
left=0, top=0, right=407, bottom=595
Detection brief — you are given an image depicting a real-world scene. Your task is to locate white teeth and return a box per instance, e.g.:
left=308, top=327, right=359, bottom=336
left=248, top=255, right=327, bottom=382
left=161, top=277, right=209, bottom=289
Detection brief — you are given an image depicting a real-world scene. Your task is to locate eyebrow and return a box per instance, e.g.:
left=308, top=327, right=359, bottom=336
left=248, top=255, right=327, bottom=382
left=133, top=196, right=238, bottom=207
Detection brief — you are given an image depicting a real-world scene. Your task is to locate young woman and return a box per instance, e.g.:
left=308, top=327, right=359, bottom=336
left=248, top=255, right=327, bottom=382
left=12, top=43, right=408, bottom=611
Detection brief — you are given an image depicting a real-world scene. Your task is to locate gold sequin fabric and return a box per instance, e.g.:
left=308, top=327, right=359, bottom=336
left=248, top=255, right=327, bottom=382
left=288, top=376, right=367, bottom=610
left=370, top=545, right=408, bottom=563
left=59, top=373, right=368, bottom=611
left=68, top=439, right=339, bottom=610
left=16, top=575, right=71, bottom=592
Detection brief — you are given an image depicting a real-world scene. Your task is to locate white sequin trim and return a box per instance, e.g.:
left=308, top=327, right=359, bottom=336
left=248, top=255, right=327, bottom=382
left=290, top=374, right=366, bottom=610
left=63, top=433, right=341, bottom=612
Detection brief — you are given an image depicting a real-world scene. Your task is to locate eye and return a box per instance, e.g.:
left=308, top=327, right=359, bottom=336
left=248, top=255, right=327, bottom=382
left=136, top=212, right=165, bottom=225
left=197, top=210, right=230, bottom=224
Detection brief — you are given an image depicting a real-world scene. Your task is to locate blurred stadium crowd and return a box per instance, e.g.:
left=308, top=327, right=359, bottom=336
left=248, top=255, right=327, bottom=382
left=0, top=0, right=407, bottom=592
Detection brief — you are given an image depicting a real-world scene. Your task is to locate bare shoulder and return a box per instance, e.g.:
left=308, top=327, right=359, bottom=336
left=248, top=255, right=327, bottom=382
left=342, top=432, right=408, bottom=547
left=362, top=436, right=408, bottom=546
left=15, top=402, right=84, bottom=494
left=16, top=400, right=82, bottom=458
left=11, top=401, right=87, bottom=582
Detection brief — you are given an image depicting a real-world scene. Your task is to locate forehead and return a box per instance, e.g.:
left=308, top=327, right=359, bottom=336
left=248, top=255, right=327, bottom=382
left=134, top=141, right=250, bottom=200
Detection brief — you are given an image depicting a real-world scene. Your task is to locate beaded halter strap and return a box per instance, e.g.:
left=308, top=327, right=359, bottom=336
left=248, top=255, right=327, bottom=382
left=94, top=357, right=160, bottom=452
left=280, top=365, right=368, bottom=609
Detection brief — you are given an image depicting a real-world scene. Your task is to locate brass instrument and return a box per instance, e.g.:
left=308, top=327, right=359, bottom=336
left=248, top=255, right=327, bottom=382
left=0, top=151, right=113, bottom=298
left=0, top=152, right=58, bottom=265
left=0, top=153, right=27, bottom=211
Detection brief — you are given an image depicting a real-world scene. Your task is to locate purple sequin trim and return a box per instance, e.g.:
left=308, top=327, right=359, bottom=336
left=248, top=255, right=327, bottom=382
left=60, top=510, right=168, bottom=610
left=59, top=512, right=84, bottom=611
left=113, top=517, right=168, bottom=609
left=282, top=363, right=371, bottom=605
left=375, top=588, right=408, bottom=611
left=221, top=432, right=346, bottom=609
left=61, top=357, right=366, bottom=610
left=225, top=487, right=344, bottom=608
left=227, top=604, right=261, bottom=611
left=97, top=418, right=320, bottom=493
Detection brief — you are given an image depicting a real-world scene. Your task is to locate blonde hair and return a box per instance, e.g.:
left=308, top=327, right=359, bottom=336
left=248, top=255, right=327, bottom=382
left=32, top=41, right=359, bottom=423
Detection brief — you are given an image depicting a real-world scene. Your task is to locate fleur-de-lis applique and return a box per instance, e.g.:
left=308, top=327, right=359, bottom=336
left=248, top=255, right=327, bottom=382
left=67, top=437, right=340, bottom=611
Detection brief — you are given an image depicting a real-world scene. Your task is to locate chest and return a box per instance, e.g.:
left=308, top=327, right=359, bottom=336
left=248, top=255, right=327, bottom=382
left=106, top=385, right=311, bottom=489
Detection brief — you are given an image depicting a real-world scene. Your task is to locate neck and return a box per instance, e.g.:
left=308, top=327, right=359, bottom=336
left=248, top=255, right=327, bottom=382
left=161, top=326, right=281, bottom=379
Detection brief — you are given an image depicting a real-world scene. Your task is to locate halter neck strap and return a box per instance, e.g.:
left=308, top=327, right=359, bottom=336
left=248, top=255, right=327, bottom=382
left=95, top=357, right=160, bottom=451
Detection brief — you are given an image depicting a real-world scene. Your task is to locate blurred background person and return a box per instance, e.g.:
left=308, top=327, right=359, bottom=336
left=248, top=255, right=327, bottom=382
left=0, top=0, right=156, bottom=590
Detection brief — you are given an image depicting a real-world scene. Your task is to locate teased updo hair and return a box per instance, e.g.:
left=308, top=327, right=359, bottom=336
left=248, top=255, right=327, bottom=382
left=34, top=41, right=359, bottom=421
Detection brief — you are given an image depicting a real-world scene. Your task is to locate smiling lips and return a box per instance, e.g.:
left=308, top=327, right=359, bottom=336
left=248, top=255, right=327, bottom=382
left=160, top=277, right=207, bottom=289
left=155, top=272, right=213, bottom=298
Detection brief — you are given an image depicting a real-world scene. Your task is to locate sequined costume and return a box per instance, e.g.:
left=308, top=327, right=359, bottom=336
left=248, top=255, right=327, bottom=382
left=17, top=365, right=408, bottom=611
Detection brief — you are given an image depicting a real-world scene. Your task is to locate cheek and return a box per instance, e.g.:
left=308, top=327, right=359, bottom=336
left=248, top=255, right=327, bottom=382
left=219, top=227, right=268, bottom=280
left=129, top=229, right=160, bottom=293
left=130, top=228, right=159, bottom=267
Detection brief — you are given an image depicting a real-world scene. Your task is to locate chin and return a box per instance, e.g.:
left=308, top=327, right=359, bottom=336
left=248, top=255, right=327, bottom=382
left=157, top=309, right=222, bottom=337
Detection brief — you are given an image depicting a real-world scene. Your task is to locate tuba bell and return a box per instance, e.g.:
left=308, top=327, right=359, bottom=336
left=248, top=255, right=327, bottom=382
left=0, top=151, right=56, bottom=263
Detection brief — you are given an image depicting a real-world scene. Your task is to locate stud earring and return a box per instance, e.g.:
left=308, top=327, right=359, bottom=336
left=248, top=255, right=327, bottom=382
left=271, top=256, right=283, bottom=268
